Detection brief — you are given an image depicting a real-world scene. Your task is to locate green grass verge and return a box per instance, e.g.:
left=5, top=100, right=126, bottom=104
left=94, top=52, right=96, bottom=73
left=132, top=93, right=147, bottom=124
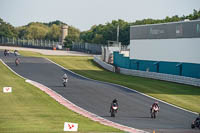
left=19, top=50, right=200, bottom=113
left=0, top=61, right=122, bottom=133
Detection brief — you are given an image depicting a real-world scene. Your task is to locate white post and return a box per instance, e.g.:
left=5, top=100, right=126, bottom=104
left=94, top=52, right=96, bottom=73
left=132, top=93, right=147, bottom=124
left=117, top=25, right=119, bottom=43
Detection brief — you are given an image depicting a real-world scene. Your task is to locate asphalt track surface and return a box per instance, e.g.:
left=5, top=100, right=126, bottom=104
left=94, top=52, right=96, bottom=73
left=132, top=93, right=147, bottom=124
left=0, top=51, right=199, bottom=133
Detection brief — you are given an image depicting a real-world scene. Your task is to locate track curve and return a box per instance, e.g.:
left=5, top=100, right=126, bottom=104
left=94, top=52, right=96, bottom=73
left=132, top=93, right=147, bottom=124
left=0, top=51, right=199, bottom=133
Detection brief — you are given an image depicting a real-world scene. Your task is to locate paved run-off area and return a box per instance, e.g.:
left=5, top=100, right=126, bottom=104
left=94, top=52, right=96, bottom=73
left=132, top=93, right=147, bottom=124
left=0, top=46, right=92, bottom=56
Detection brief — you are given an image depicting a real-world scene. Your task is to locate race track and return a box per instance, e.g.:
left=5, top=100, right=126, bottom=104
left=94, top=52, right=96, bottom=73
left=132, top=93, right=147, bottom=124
left=0, top=51, right=199, bottom=133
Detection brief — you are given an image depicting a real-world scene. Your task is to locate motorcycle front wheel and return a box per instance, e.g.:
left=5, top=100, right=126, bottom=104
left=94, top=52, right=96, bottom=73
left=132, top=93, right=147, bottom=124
left=191, top=124, right=195, bottom=129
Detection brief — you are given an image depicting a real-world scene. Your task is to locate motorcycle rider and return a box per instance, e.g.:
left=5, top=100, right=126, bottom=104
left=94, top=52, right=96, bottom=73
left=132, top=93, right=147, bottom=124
left=151, top=101, right=160, bottom=112
left=195, top=113, right=200, bottom=123
left=15, top=57, right=20, bottom=66
left=63, top=73, right=68, bottom=80
left=192, top=113, right=200, bottom=128
left=14, top=50, right=19, bottom=56
left=110, top=98, right=118, bottom=113
left=63, top=73, right=68, bottom=84
left=4, top=49, right=9, bottom=56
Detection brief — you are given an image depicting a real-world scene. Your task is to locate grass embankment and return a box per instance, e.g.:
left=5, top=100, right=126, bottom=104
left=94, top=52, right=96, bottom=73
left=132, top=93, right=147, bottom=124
left=19, top=50, right=200, bottom=113
left=0, top=61, right=122, bottom=133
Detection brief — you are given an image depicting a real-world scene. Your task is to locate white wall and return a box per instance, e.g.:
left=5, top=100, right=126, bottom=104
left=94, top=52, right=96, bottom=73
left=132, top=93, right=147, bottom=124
left=120, top=68, right=200, bottom=87
left=130, top=38, right=200, bottom=64
left=93, top=55, right=114, bottom=72
left=102, top=46, right=120, bottom=63
left=120, top=51, right=129, bottom=57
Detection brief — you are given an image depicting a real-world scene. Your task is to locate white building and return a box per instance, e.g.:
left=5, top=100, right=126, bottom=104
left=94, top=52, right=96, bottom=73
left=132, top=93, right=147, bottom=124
left=130, top=20, right=200, bottom=64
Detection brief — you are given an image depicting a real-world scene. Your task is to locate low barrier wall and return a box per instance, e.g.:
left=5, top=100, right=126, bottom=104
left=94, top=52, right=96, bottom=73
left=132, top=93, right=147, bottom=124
left=114, top=51, right=200, bottom=79
left=94, top=56, right=200, bottom=87
left=93, top=55, right=114, bottom=72
left=120, top=68, right=200, bottom=87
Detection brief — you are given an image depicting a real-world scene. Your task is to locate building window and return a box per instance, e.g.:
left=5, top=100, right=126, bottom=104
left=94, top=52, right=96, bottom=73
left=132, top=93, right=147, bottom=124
left=176, top=24, right=183, bottom=36
left=197, top=24, right=200, bottom=33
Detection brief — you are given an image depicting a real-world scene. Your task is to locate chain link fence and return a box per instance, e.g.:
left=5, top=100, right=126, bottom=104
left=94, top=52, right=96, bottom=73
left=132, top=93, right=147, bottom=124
left=72, top=43, right=102, bottom=54
left=0, top=37, right=60, bottom=49
left=0, top=37, right=128, bottom=55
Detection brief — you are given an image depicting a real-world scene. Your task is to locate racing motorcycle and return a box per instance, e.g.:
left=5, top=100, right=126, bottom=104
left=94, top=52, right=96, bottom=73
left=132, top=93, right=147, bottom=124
left=63, top=78, right=68, bottom=87
left=191, top=120, right=200, bottom=129
left=4, top=50, right=9, bottom=56
left=110, top=103, right=118, bottom=117
left=15, top=58, right=20, bottom=66
left=151, top=106, right=159, bottom=119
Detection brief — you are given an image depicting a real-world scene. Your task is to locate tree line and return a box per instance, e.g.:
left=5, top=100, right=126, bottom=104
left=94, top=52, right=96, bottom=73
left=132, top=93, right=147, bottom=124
left=0, top=19, right=80, bottom=43
left=0, top=9, right=200, bottom=46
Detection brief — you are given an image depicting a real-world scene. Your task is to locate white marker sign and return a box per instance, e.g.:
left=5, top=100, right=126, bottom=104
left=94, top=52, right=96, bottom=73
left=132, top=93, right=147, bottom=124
left=64, top=122, right=78, bottom=131
left=3, top=87, right=12, bottom=93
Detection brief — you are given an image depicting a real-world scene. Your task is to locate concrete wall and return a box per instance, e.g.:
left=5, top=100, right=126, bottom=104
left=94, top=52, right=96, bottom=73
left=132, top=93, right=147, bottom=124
left=101, top=46, right=120, bottom=63
left=119, top=68, right=200, bottom=87
left=114, top=51, right=200, bottom=79
left=94, top=55, right=200, bottom=87
left=93, top=55, right=114, bottom=72
left=120, top=51, right=129, bottom=57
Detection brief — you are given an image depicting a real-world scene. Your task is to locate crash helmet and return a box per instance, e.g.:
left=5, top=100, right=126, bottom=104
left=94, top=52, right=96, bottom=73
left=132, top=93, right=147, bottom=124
left=63, top=73, right=67, bottom=77
left=113, top=98, right=117, bottom=103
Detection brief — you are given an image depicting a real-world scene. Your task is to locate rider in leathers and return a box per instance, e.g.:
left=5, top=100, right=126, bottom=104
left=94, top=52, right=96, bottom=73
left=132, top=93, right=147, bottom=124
left=63, top=73, right=68, bottom=81
left=110, top=99, right=118, bottom=113
left=195, top=113, right=200, bottom=125
left=151, top=101, right=160, bottom=112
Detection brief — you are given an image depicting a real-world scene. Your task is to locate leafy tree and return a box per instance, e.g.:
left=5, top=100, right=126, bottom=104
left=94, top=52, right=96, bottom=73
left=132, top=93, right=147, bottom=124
left=92, top=34, right=104, bottom=44
left=80, top=19, right=130, bottom=45
left=64, top=26, right=80, bottom=48
left=43, top=20, right=66, bottom=27
left=45, top=24, right=61, bottom=41
left=0, top=18, right=18, bottom=38
left=17, top=22, right=48, bottom=40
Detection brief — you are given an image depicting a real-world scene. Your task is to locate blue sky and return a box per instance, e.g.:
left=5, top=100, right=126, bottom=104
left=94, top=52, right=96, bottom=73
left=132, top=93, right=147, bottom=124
left=0, top=0, right=200, bottom=31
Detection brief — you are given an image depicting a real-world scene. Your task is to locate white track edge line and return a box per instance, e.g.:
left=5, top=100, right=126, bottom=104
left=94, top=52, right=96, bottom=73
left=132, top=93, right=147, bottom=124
left=0, top=59, right=27, bottom=80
